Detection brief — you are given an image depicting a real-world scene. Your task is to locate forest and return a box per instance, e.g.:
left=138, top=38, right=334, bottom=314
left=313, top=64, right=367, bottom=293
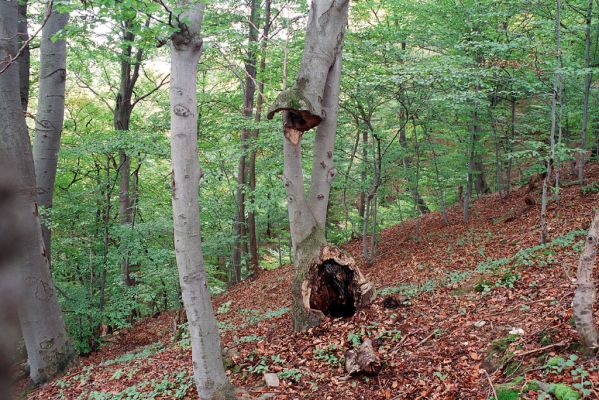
left=1, top=0, right=599, bottom=399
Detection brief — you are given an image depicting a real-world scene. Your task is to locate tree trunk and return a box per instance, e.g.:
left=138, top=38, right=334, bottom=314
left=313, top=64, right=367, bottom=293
left=233, top=0, right=259, bottom=280
left=115, top=20, right=143, bottom=286
left=399, top=106, right=429, bottom=215
left=17, top=0, right=29, bottom=111
left=464, top=128, right=475, bottom=223
left=268, top=0, right=373, bottom=332
left=579, top=0, right=593, bottom=184
left=0, top=2, right=75, bottom=384
left=541, top=0, right=561, bottom=244
left=169, top=3, right=233, bottom=398
left=573, top=211, right=599, bottom=355
left=32, top=1, right=69, bottom=263
left=359, top=129, right=367, bottom=218
left=248, top=0, right=272, bottom=275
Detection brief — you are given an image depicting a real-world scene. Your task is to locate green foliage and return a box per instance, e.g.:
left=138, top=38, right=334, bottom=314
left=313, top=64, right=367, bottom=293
left=101, top=343, right=163, bottom=366
left=314, top=345, right=342, bottom=366
left=278, top=368, right=303, bottom=382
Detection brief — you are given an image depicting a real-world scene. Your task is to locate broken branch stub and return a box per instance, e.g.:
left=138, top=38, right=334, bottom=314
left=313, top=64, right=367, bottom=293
left=301, top=246, right=374, bottom=320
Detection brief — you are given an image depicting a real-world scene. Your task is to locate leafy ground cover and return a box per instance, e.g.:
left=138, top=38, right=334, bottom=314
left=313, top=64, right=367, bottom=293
left=19, top=165, right=599, bottom=399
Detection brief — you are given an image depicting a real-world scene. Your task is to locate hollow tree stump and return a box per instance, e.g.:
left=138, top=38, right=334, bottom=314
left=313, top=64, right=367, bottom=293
left=300, top=246, right=374, bottom=323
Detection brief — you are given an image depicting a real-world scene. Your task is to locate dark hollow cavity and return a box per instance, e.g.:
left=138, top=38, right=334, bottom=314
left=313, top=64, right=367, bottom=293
left=309, top=260, right=356, bottom=318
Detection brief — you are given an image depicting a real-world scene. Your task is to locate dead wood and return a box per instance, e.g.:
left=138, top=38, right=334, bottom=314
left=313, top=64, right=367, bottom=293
left=301, top=246, right=374, bottom=319
left=344, top=338, right=382, bottom=376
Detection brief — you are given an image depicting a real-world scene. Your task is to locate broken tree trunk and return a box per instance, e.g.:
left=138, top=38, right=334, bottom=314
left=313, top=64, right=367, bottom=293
left=573, top=210, right=599, bottom=355
left=268, top=0, right=373, bottom=331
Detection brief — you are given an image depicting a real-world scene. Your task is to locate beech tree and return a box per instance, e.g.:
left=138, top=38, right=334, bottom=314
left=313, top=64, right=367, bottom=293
left=33, top=0, right=70, bottom=261
left=168, top=1, right=234, bottom=398
left=0, top=1, right=75, bottom=384
left=267, top=0, right=373, bottom=331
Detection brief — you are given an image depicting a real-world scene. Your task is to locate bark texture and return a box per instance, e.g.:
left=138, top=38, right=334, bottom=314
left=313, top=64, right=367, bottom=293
left=269, top=0, right=374, bottom=331
left=0, top=2, right=75, bottom=384
left=572, top=211, right=599, bottom=355
left=169, top=2, right=234, bottom=398
left=33, top=1, right=69, bottom=262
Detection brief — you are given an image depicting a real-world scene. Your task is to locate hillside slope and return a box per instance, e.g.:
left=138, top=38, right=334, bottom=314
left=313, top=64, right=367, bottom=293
left=22, top=166, right=599, bottom=399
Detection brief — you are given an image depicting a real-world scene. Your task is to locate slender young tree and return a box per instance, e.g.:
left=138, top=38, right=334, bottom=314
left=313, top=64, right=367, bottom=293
left=579, top=0, right=593, bottom=184
left=541, top=0, right=561, bottom=244
left=268, top=0, right=373, bottom=331
left=0, top=1, right=75, bottom=384
left=248, top=0, right=272, bottom=275
left=232, top=0, right=260, bottom=282
left=168, top=1, right=234, bottom=397
left=33, top=0, right=70, bottom=262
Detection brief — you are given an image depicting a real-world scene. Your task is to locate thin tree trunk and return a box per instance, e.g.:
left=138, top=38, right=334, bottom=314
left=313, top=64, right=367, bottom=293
left=233, top=0, right=260, bottom=280
left=507, top=96, right=516, bottom=194
left=33, top=1, right=69, bottom=263
left=464, top=128, right=475, bottom=223
left=0, top=2, right=75, bottom=384
left=573, top=211, right=599, bottom=355
left=579, top=0, right=593, bottom=184
left=248, top=0, right=272, bottom=276
left=169, top=3, right=233, bottom=397
left=115, top=19, right=145, bottom=286
left=541, top=0, right=561, bottom=244
left=17, top=0, right=29, bottom=111
left=399, top=104, right=429, bottom=214
left=359, top=129, right=367, bottom=218
left=425, top=123, right=448, bottom=223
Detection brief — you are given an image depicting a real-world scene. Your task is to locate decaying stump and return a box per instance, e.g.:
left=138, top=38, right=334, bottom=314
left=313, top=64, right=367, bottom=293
left=300, top=246, right=374, bottom=322
left=345, top=339, right=381, bottom=376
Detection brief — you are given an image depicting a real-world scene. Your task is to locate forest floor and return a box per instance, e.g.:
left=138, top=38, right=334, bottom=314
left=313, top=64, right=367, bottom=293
left=19, top=165, right=599, bottom=400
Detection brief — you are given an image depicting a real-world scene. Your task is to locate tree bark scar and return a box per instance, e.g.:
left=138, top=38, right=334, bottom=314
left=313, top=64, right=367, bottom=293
left=171, top=170, right=176, bottom=197
left=285, top=128, right=303, bottom=145
left=174, top=104, right=191, bottom=117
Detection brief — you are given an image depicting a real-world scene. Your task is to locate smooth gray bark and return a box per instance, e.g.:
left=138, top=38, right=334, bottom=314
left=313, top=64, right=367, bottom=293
left=169, top=2, right=233, bottom=398
left=0, top=1, right=74, bottom=384
left=33, top=1, right=69, bottom=262
left=573, top=211, right=599, bottom=355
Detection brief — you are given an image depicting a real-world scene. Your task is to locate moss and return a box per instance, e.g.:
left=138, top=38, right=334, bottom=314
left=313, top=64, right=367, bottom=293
left=492, top=335, right=519, bottom=352
left=493, top=388, right=519, bottom=400
left=550, top=383, right=581, bottom=400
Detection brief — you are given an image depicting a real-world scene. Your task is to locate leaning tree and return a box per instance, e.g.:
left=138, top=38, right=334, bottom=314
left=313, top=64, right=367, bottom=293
left=267, top=0, right=373, bottom=331
left=168, top=0, right=235, bottom=398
